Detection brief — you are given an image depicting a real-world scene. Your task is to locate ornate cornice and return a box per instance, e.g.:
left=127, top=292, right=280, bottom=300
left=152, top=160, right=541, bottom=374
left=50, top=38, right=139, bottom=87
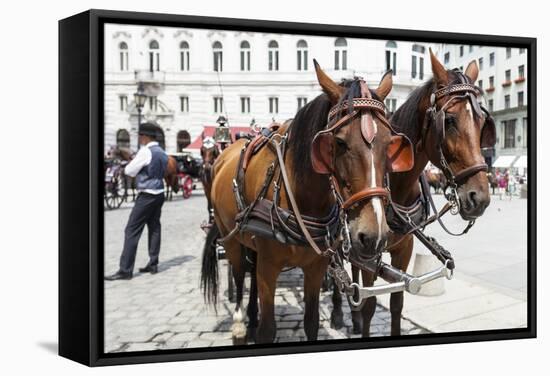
left=112, top=31, right=132, bottom=39
left=174, top=29, right=194, bottom=38
left=142, top=27, right=164, bottom=39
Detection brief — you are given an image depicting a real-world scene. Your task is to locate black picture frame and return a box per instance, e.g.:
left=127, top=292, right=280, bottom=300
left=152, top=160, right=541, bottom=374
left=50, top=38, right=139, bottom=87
left=59, top=9, right=537, bottom=367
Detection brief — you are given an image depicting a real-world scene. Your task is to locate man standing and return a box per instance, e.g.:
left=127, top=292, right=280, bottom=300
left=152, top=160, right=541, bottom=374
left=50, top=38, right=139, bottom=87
left=105, top=123, right=168, bottom=281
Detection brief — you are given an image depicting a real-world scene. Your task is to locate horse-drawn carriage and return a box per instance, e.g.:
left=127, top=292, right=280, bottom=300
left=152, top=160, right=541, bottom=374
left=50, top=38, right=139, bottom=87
left=104, top=158, right=132, bottom=210
left=167, top=152, right=203, bottom=200
left=198, top=53, right=496, bottom=344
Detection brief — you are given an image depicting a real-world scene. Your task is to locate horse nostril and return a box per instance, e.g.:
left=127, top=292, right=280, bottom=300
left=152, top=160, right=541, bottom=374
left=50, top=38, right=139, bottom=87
left=468, top=190, right=478, bottom=209
left=358, top=232, right=370, bottom=249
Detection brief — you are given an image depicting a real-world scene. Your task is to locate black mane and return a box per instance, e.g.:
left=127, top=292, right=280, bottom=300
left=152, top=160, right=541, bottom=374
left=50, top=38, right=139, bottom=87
left=288, top=78, right=379, bottom=185
left=390, top=69, right=479, bottom=146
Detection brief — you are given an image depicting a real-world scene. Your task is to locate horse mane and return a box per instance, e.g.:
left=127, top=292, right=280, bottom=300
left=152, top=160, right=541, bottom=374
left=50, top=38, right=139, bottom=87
left=288, top=78, right=380, bottom=186
left=390, top=69, right=482, bottom=146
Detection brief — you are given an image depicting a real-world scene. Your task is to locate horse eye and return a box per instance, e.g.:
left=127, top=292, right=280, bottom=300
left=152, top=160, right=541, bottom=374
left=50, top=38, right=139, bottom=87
left=445, top=116, right=457, bottom=128
left=335, top=137, right=348, bottom=150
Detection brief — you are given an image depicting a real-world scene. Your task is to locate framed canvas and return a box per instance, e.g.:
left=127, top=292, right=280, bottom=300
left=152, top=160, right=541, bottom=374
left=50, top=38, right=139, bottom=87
left=59, top=9, right=537, bottom=366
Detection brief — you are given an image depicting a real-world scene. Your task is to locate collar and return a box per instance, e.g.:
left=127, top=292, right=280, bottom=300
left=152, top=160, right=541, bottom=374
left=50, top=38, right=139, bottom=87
left=145, top=141, right=159, bottom=148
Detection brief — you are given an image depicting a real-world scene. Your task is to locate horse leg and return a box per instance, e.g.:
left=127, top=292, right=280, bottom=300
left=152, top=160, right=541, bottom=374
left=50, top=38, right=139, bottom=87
left=350, top=265, right=363, bottom=334
left=330, top=278, right=344, bottom=329
left=302, top=258, right=329, bottom=341
left=255, top=253, right=281, bottom=344
left=360, top=270, right=377, bottom=337
left=389, top=236, right=414, bottom=336
left=245, top=250, right=259, bottom=342
left=223, top=240, right=247, bottom=345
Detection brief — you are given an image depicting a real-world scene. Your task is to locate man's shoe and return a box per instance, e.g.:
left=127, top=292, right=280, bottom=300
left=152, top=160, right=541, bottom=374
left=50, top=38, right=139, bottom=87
left=139, top=265, right=158, bottom=274
left=104, top=271, right=132, bottom=281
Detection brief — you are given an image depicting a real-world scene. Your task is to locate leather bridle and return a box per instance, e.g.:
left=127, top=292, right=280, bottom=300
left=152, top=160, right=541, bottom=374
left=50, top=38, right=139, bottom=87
left=421, top=73, right=494, bottom=214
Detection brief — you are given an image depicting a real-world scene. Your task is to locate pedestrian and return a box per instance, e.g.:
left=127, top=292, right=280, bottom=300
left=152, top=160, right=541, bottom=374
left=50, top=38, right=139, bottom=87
left=105, top=123, right=168, bottom=281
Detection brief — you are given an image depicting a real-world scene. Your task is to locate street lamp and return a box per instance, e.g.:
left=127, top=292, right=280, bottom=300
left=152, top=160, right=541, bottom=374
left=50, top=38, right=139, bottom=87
left=214, top=115, right=231, bottom=150
left=133, top=82, right=147, bottom=148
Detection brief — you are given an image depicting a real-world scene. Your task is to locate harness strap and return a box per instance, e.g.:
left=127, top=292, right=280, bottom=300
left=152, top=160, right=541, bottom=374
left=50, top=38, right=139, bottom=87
left=342, top=187, right=389, bottom=211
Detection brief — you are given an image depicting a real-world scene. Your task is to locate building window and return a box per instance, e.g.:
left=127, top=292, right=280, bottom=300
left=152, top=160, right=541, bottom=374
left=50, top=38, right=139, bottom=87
left=213, top=96, right=223, bottom=113
left=504, top=94, right=510, bottom=109
left=148, top=96, right=158, bottom=112
left=179, top=41, right=190, bottom=71
left=411, top=44, right=425, bottom=79
left=519, top=48, right=526, bottom=54
left=296, top=40, right=308, bottom=71
left=116, top=129, right=130, bottom=148
left=478, top=57, right=483, bottom=70
left=506, top=47, right=512, bottom=58
left=469, top=45, right=473, bottom=53
left=148, top=40, right=160, bottom=72
left=488, top=99, right=494, bottom=112
left=177, top=130, right=191, bottom=151
left=505, top=69, right=511, bottom=81
left=518, top=65, right=525, bottom=78
left=213, top=41, right=223, bottom=72
left=503, top=119, right=516, bottom=148
left=478, top=80, right=483, bottom=90
left=240, top=97, right=250, bottom=114
left=119, top=95, right=127, bottom=111
left=518, top=91, right=524, bottom=107
left=269, top=97, right=279, bottom=114
left=179, top=96, right=189, bottom=113
left=119, top=42, right=129, bottom=71
left=240, top=41, right=251, bottom=71
left=444, top=52, right=450, bottom=64
left=385, top=98, right=397, bottom=115
left=489, top=75, right=495, bottom=88
left=459, top=45, right=464, bottom=57
left=268, top=40, right=279, bottom=71
left=489, top=52, right=495, bottom=66
left=385, top=41, right=397, bottom=75
left=334, top=38, right=348, bottom=71
left=297, top=97, right=308, bottom=111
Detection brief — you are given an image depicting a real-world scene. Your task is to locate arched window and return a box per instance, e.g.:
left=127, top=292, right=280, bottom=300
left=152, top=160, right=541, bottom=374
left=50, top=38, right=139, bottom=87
left=334, top=38, right=348, bottom=70
left=385, top=40, right=397, bottom=75
left=213, top=41, right=223, bottom=72
left=116, top=129, right=130, bottom=148
left=240, top=41, right=251, bottom=71
left=148, top=40, right=160, bottom=72
left=179, top=41, right=189, bottom=71
left=177, top=130, right=191, bottom=151
left=118, top=42, right=129, bottom=71
left=296, top=40, right=308, bottom=71
left=411, top=44, right=425, bottom=80
left=268, top=40, right=279, bottom=71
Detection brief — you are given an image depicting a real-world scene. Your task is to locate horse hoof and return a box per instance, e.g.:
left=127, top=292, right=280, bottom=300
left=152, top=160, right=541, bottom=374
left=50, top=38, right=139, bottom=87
left=232, top=335, right=247, bottom=346
left=351, top=323, right=363, bottom=335
left=246, top=327, right=257, bottom=343
left=330, top=313, right=345, bottom=330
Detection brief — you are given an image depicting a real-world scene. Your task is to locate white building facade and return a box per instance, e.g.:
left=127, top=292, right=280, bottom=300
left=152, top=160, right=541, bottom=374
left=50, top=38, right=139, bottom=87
left=439, top=44, right=528, bottom=167
left=104, top=24, right=442, bottom=154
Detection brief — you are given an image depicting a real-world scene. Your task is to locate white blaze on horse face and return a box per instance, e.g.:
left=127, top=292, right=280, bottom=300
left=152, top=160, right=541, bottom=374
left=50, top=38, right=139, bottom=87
left=369, top=146, right=383, bottom=250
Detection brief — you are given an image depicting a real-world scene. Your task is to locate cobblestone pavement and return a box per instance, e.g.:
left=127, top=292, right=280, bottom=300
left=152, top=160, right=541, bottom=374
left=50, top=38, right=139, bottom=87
left=104, top=190, right=428, bottom=353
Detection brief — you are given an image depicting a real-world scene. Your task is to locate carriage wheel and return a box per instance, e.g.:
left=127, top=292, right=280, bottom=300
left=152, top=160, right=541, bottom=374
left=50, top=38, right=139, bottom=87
left=105, top=177, right=125, bottom=209
left=227, top=263, right=236, bottom=303
left=181, top=176, right=193, bottom=199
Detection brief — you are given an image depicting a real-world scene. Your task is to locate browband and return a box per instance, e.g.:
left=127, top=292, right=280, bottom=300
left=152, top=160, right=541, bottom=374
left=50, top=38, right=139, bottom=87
left=434, top=83, right=478, bottom=100
left=328, top=98, right=387, bottom=122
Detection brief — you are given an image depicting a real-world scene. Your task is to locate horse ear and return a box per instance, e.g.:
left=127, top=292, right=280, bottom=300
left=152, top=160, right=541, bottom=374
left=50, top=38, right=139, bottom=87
left=429, top=48, right=448, bottom=85
left=375, top=70, right=393, bottom=100
left=314, top=59, right=344, bottom=104
left=464, top=59, right=479, bottom=83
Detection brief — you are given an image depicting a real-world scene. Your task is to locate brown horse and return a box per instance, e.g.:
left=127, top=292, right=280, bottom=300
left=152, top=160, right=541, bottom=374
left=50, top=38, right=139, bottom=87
left=110, top=145, right=179, bottom=196
left=425, top=168, right=446, bottom=194
left=345, top=49, right=495, bottom=337
left=201, top=61, right=414, bottom=343
left=200, top=138, right=221, bottom=218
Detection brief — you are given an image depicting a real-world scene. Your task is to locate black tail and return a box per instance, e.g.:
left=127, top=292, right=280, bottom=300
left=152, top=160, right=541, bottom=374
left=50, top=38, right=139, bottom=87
left=200, top=222, right=220, bottom=308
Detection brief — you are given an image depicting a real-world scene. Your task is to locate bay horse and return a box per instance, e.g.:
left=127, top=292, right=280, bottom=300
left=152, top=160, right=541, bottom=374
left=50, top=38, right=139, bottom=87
left=201, top=61, right=414, bottom=343
left=425, top=167, right=446, bottom=194
left=341, top=49, right=496, bottom=337
left=110, top=145, right=179, bottom=197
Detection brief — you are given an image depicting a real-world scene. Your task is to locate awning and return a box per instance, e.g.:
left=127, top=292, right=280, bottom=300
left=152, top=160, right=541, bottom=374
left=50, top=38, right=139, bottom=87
left=512, top=155, right=528, bottom=168
left=185, top=125, right=253, bottom=150
left=493, top=155, right=517, bottom=168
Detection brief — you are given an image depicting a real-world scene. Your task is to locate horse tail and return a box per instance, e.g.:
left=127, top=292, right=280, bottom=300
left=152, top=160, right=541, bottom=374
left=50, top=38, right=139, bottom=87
left=200, top=222, right=220, bottom=308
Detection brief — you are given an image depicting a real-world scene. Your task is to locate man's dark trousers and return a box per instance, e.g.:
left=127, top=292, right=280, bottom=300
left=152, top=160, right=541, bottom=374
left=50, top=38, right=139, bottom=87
left=119, top=192, right=165, bottom=274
